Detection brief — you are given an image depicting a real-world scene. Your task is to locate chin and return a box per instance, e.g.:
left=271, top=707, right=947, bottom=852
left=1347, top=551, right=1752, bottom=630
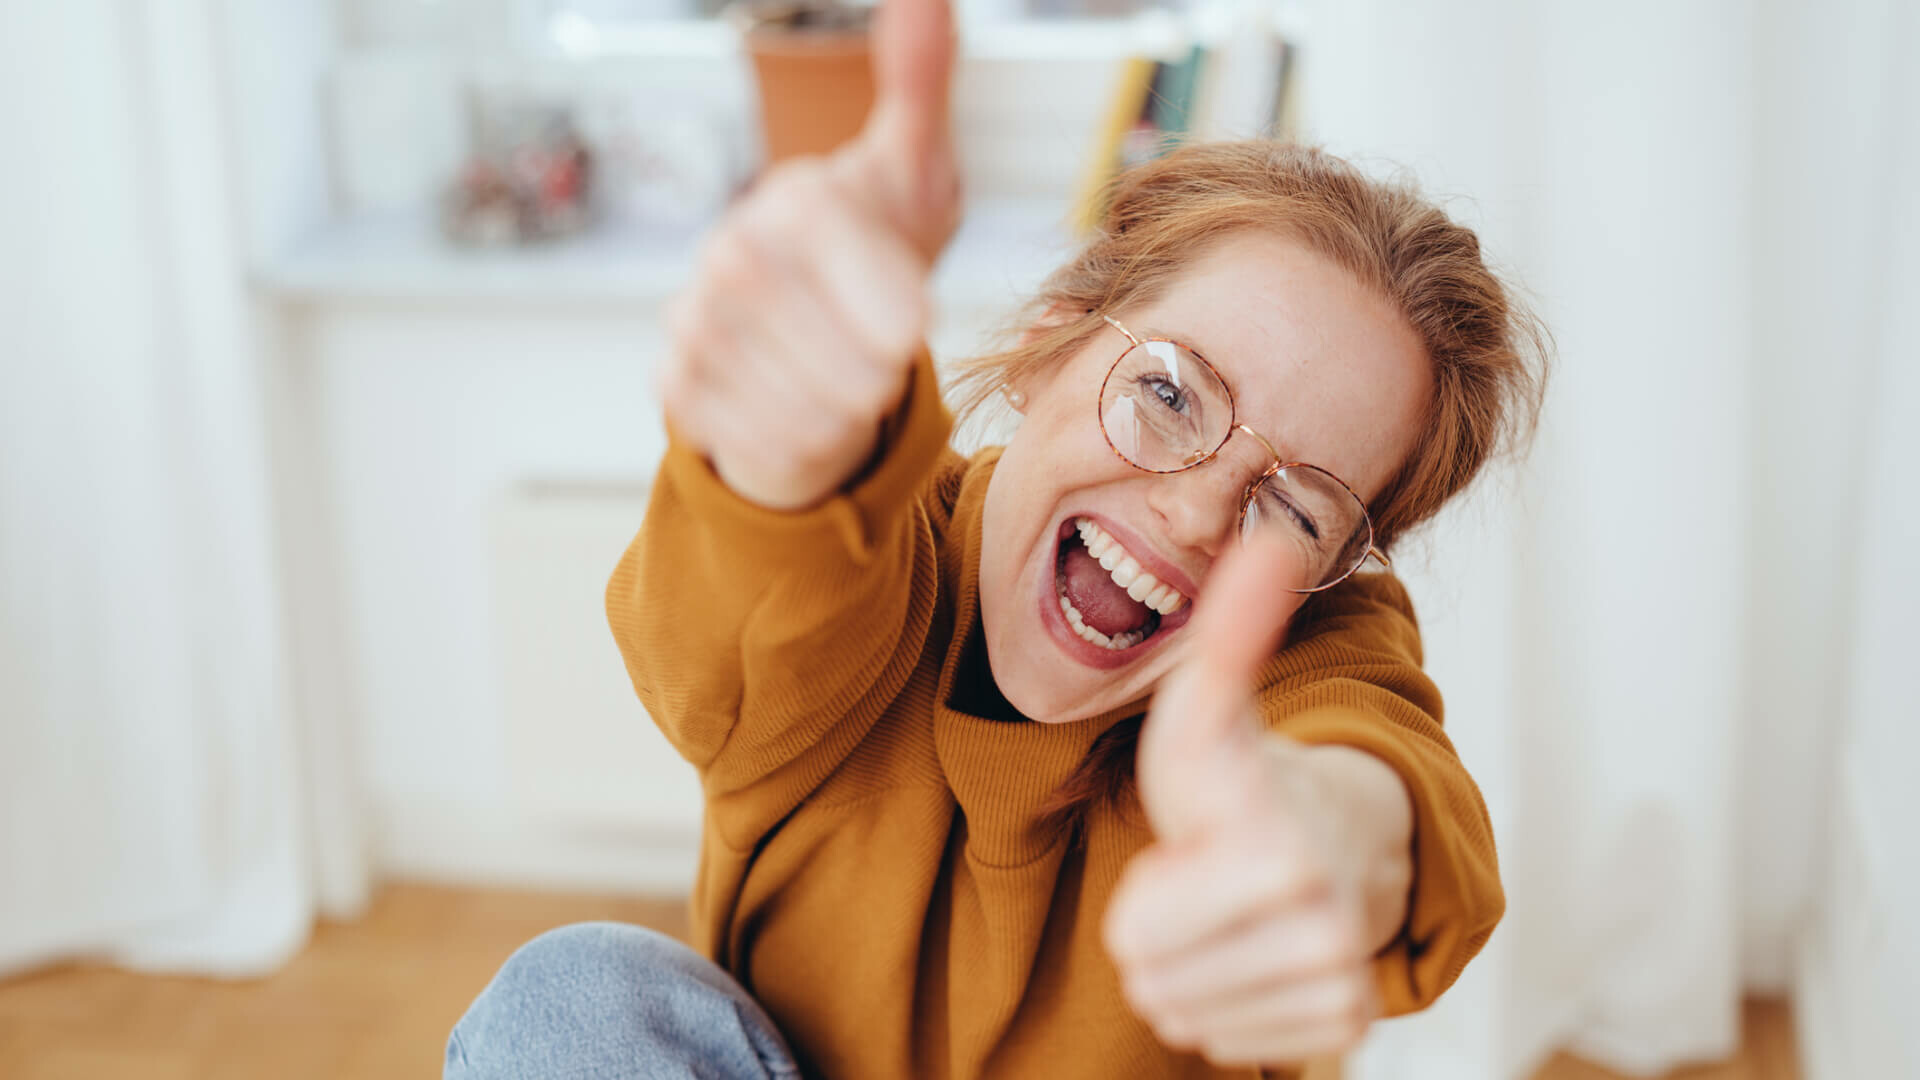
left=1006, top=683, right=1096, bottom=724
left=984, top=601, right=1133, bottom=725
left=980, top=506, right=1205, bottom=724
left=997, top=675, right=1107, bottom=725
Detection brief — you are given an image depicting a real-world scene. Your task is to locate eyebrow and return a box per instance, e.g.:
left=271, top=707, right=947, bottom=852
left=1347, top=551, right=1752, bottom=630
left=1138, top=325, right=1216, bottom=361
left=1140, top=322, right=1321, bottom=467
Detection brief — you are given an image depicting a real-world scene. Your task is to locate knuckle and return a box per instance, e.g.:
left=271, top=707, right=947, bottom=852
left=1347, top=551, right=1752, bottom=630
left=1330, top=977, right=1372, bottom=1026
left=1301, top=905, right=1364, bottom=967
left=755, top=158, right=832, bottom=235
left=844, top=363, right=903, bottom=418
left=852, top=307, right=922, bottom=373
left=1252, top=845, right=1314, bottom=901
left=700, top=227, right=761, bottom=294
left=1329, top=911, right=1369, bottom=964
left=663, top=293, right=703, bottom=353
left=1293, top=931, right=1345, bottom=973
left=750, top=193, right=813, bottom=254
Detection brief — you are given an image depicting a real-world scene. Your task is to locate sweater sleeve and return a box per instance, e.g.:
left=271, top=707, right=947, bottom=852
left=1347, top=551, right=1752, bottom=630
left=605, top=351, right=952, bottom=838
left=1251, top=574, right=1505, bottom=1017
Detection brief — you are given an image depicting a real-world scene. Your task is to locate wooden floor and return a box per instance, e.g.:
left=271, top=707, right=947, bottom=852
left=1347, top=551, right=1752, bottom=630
left=0, top=883, right=1797, bottom=1080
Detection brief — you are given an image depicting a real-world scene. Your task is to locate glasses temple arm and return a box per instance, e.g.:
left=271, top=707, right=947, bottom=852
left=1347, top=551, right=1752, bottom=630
left=1100, top=313, right=1142, bottom=346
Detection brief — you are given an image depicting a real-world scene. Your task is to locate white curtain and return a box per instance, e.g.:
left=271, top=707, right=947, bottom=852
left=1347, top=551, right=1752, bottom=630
left=1289, top=0, right=1918, bottom=1075
left=0, top=2, right=367, bottom=976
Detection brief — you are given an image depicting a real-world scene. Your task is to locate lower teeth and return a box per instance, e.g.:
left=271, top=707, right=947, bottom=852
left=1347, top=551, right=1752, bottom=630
left=1057, top=592, right=1148, bottom=650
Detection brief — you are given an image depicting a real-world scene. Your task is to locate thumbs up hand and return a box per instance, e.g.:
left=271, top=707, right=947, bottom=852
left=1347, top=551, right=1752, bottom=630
left=834, top=0, right=961, bottom=262
left=1102, top=538, right=1412, bottom=1067
left=658, top=0, right=961, bottom=511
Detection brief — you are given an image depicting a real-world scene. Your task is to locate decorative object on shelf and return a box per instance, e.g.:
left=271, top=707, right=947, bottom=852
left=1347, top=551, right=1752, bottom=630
left=581, top=95, right=751, bottom=231
left=727, top=0, right=876, bottom=166
left=441, top=100, right=595, bottom=247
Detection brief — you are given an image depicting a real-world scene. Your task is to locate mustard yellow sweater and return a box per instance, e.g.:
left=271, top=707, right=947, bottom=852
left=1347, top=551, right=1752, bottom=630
left=606, top=356, right=1503, bottom=1079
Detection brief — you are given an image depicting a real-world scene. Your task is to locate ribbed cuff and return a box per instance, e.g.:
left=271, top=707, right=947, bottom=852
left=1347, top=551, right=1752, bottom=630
left=660, top=348, right=954, bottom=567
left=1272, top=703, right=1503, bottom=1017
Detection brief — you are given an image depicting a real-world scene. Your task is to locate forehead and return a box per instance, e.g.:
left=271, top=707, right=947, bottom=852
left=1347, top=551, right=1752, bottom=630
left=1126, top=231, right=1430, bottom=498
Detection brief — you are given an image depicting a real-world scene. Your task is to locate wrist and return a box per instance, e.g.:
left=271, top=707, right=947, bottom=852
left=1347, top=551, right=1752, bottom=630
left=711, top=423, right=883, bottom=512
left=1281, top=739, right=1415, bottom=952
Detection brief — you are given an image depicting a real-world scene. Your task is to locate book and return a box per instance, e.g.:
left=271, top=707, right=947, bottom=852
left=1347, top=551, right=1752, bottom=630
left=1147, top=44, right=1208, bottom=136
left=1070, top=55, right=1158, bottom=233
left=1070, top=20, right=1297, bottom=234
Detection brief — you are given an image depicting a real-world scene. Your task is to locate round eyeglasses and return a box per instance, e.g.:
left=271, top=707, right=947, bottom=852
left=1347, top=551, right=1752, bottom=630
left=1095, top=314, right=1388, bottom=594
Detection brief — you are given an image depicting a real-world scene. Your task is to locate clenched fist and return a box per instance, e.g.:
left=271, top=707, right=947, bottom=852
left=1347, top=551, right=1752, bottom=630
left=657, top=0, right=961, bottom=510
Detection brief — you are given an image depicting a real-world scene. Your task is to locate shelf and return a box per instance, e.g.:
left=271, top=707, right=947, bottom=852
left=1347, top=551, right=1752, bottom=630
left=543, top=15, right=1194, bottom=63
left=256, top=198, right=1079, bottom=311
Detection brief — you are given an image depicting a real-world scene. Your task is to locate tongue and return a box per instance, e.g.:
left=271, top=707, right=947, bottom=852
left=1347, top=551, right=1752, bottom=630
left=1062, top=542, right=1152, bottom=636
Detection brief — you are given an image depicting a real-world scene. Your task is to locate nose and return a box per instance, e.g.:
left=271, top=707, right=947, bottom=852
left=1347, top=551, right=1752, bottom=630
left=1144, top=442, right=1260, bottom=559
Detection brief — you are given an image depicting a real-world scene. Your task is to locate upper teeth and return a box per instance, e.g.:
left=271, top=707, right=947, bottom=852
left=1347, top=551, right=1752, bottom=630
left=1074, top=518, right=1188, bottom=616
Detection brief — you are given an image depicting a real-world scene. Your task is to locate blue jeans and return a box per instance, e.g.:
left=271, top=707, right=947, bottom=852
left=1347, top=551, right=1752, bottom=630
left=446, top=922, right=801, bottom=1080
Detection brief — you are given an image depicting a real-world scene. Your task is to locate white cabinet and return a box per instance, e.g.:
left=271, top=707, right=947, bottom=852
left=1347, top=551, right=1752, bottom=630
left=267, top=200, right=1067, bottom=891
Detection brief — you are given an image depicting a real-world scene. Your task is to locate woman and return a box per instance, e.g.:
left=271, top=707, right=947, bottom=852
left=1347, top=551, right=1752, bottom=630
left=446, top=0, right=1543, bottom=1075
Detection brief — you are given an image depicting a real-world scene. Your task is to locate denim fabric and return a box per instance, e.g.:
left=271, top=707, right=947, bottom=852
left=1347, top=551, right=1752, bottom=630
left=446, top=922, right=801, bottom=1080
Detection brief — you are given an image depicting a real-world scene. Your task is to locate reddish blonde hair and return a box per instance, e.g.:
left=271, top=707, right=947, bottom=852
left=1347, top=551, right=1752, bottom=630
left=951, top=142, right=1550, bottom=830
left=954, top=141, right=1547, bottom=549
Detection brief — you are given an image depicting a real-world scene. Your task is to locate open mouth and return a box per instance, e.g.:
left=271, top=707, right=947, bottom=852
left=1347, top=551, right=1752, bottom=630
left=1051, top=517, right=1192, bottom=652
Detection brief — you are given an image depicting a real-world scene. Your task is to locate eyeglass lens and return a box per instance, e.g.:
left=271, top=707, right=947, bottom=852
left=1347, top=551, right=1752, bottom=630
left=1240, top=466, right=1372, bottom=592
left=1098, top=339, right=1230, bottom=470
left=1099, top=339, right=1372, bottom=592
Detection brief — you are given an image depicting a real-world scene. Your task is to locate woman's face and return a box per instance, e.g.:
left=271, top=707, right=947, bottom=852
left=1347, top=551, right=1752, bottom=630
left=978, top=231, right=1432, bottom=724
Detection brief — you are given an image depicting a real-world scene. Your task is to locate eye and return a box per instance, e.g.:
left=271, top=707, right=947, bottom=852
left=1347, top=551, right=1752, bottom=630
left=1283, top=497, right=1321, bottom=541
left=1274, top=490, right=1320, bottom=534
left=1135, top=374, right=1191, bottom=415
left=1255, top=484, right=1321, bottom=542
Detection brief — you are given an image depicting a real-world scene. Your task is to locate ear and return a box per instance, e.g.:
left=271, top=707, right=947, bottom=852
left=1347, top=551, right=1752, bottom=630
left=1006, top=305, right=1098, bottom=418
left=1001, top=302, right=1083, bottom=413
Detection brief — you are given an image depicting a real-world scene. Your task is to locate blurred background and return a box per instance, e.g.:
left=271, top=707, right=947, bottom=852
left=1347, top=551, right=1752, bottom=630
left=1, top=0, right=1914, bottom=1077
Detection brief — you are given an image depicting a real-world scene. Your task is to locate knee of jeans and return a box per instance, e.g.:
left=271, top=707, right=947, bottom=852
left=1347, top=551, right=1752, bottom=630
left=514, top=922, right=695, bottom=980
left=446, top=923, right=707, bottom=1078
left=494, top=922, right=699, bottom=996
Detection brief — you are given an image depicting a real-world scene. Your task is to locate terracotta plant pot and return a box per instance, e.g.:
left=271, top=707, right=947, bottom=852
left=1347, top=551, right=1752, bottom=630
left=730, top=0, right=876, bottom=164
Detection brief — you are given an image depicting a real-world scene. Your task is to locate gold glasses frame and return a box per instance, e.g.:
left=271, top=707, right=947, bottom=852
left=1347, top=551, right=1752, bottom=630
left=1094, top=313, right=1390, bottom=593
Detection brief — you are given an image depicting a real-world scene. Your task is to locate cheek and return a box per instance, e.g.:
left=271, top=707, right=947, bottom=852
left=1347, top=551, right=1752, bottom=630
left=978, top=426, right=1091, bottom=627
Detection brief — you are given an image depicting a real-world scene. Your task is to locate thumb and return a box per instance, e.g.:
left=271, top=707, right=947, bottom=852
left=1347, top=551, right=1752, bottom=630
left=840, top=0, right=960, bottom=261
left=1137, top=536, right=1304, bottom=842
